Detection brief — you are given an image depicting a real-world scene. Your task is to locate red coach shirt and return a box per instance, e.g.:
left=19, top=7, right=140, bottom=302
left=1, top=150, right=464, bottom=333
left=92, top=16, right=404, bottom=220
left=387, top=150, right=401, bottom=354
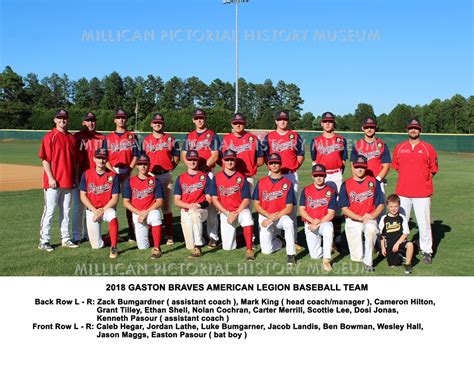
left=74, top=130, right=105, bottom=178
left=310, top=134, right=347, bottom=171
left=221, top=132, right=263, bottom=177
left=142, top=133, right=179, bottom=173
left=252, top=176, right=296, bottom=214
left=80, top=169, right=119, bottom=208
left=299, top=184, right=337, bottom=221
left=263, top=131, right=304, bottom=173
left=105, top=131, right=138, bottom=168
left=174, top=172, right=210, bottom=205
left=392, top=141, right=438, bottom=197
left=38, top=128, right=76, bottom=189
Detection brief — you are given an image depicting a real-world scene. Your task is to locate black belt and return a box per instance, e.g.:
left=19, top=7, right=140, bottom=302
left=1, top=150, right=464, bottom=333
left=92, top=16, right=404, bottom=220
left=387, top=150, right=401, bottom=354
left=154, top=170, right=170, bottom=175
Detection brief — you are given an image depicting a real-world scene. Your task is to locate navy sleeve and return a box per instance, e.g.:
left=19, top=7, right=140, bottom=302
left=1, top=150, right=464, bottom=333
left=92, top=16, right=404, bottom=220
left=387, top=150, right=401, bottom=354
left=286, top=184, right=297, bottom=205
left=241, top=179, right=251, bottom=199
left=296, top=134, right=304, bottom=156
left=310, top=139, right=316, bottom=161
left=102, top=138, right=108, bottom=149
left=79, top=172, right=87, bottom=192
left=299, top=189, right=306, bottom=206
left=182, top=136, right=189, bottom=151
left=350, top=145, right=358, bottom=162
left=209, top=177, right=218, bottom=197
left=381, top=143, right=391, bottom=163
left=172, top=139, right=180, bottom=157
left=328, top=192, right=337, bottom=210
left=204, top=176, right=212, bottom=195
left=155, top=180, right=164, bottom=199
left=111, top=175, right=120, bottom=194
left=256, top=139, right=264, bottom=158
left=261, top=135, right=269, bottom=157
left=132, top=136, right=140, bottom=157
left=338, top=182, right=349, bottom=208
left=341, top=138, right=348, bottom=160
left=252, top=181, right=260, bottom=201
left=374, top=181, right=384, bottom=206
left=211, top=134, right=220, bottom=151
left=122, top=178, right=132, bottom=199
left=173, top=176, right=182, bottom=195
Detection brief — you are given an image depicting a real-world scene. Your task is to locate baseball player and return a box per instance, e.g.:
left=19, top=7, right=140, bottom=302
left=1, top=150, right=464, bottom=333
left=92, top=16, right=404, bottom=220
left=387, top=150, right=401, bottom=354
left=79, top=148, right=120, bottom=258
left=339, top=155, right=385, bottom=272
left=174, top=150, right=212, bottom=258
left=378, top=194, right=414, bottom=274
left=104, top=108, right=139, bottom=242
left=122, top=154, right=164, bottom=259
left=209, top=150, right=255, bottom=260
left=38, top=109, right=78, bottom=251
left=299, top=164, right=337, bottom=272
left=142, top=112, right=180, bottom=245
left=181, top=109, right=220, bottom=247
left=252, top=153, right=298, bottom=266
left=220, top=112, right=264, bottom=192
left=72, top=111, right=105, bottom=244
left=350, top=117, right=391, bottom=193
left=392, top=118, right=439, bottom=264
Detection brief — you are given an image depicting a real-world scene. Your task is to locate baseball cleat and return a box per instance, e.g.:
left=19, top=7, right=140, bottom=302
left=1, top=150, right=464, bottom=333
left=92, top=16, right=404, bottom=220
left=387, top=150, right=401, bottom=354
left=207, top=238, right=220, bottom=249
left=62, top=240, right=79, bottom=248
left=422, top=252, right=432, bottom=264
left=109, top=247, right=118, bottom=259
left=287, top=255, right=296, bottom=266
left=323, top=259, right=332, bottom=272
left=245, top=249, right=255, bottom=261
left=38, top=242, right=54, bottom=252
left=364, top=264, right=375, bottom=273
left=294, top=243, right=303, bottom=251
left=404, top=264, right=413, bottom=274
left=165, top=237, right=174, bottom=246
left=188, top=247, right=202, bottom=258
left=150, top=247, right=163, bottom=259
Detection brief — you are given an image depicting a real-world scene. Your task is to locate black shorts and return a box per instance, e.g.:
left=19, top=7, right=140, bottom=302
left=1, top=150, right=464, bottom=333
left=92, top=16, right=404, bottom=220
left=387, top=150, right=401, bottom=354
left=386, top=240, right=409, bottom=266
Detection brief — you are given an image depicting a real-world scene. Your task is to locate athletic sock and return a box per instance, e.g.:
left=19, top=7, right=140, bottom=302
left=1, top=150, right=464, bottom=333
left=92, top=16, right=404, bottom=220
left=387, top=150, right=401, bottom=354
left=148, top=225, right=153, bottom=246
left=164, top=213, right=173, bottom=238
left=109, top=218, right=118, bottom=248
left=243, top=225, right=253, bottom=250
left=152, top=225, right=162, bottom=249
left=126, top=209, right=134, bottom=235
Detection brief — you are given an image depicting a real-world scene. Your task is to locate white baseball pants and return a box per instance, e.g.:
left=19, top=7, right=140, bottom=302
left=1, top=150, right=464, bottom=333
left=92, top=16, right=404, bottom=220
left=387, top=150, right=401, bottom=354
left=72, top=186, right=87, bottom=242
left=132, top=210, right=162, bottom=250
left=39, top=188, right=72, bottom=244
left=220, top=208, right=254, bottom=250
left=283, top=172, right=299, bottom=231
left=400, top=196, right=433, bottom=254
left=258, top=214, right=296, bottom=255
left=344, top=218, right=378, bottom=266
left=325, top=171, right=343, bottom=192
left=181, top=208, right=208, bottom=250
left=304, top=222, right=334, bottom=259
left=206, top=171, right=219, bottom=241
left=85, top=208, right=117, bottom=249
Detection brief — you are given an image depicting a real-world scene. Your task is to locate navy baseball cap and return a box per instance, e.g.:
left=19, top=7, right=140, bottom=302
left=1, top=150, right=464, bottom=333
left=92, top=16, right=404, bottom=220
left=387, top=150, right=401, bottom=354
left=193, top=109, right=206, bottom=119
left=361, top=117, right=377, bottom=128
left=152, top=113, right=165, bottom=123
left=83, top=112, right=97, bottom=121
left=231, top=113, right=246, bottom=124
left=55, top=109, right=68, bottom=118
left=222, top=150, right=237, bottom=160
left=94, top=148, right=108, bottom=159
left=321, top=112, right=335, bottom=122
left=353, top=155, right=368, bottom=168
left=267, top=153, right=282, bottom=164
left=275, top=110, right=289, bottom=120
left=407, top=118, right=422, bottom=130
left=136, top=154, right=150, bottom=165
left=312, top=164, right=327, bottom=176
left=114, top=109, right=128, bottom=118
left=186, top=150, right=200, bottom=161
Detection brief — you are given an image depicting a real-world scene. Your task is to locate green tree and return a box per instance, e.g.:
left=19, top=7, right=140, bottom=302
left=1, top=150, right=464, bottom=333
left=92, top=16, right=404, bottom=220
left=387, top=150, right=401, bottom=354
left=89, top=77, right=104, bottom=110
left=101, top=71, right=125, bottom=109
left=387, top=104, right=415, bottom=131
left=353, top=103, right=375, bottom=130
left=0, top=66, right=31, bottom=128
left=73, top=77, right=91, bottom=108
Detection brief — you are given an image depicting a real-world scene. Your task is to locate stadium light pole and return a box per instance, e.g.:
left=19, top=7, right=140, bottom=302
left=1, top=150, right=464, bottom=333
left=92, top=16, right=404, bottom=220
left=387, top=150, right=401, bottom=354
left=223, top=0, right=249, bottom=113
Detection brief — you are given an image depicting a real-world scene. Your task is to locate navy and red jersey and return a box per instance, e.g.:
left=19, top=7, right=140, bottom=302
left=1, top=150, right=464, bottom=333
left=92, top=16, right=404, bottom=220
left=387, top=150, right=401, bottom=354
left=142, top=133, right=180, bottom=174
left=221, top=132, right=263, bottom=177
left=392, top=140, right=438, bottom=198
left=103, top=131, right=140, bottom=168
left=174, top=171, right=211, bottom=205
left=182, top=130, right=220, bottom=170
left=38, top=128, right=77, bottom=189
left=74, top=129, right=105, bottom=178
left=339, top=177, right=384, bottom=216
left=123, top=175, right=164, bottom=211
left=299, top=184, right=337, bottom=221
left=350, top=138, right=391, bottom=177
left=310, top=134, right=348, bottom=170
left=209, top=171, right=251, bottom=211
left=80, top=169, right=120, bottom=208
left=262, top=130, right=304, bottom=173
left=252, top=176, right=296, bottom=214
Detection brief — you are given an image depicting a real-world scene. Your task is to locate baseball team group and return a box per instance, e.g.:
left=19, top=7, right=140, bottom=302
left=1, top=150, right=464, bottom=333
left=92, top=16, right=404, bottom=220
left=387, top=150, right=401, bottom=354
left=37, top=107, right=438, bottom=273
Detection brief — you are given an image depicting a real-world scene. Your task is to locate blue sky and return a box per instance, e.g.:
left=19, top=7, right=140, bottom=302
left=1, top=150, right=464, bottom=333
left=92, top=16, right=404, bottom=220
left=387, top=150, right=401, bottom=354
left=1, top=0, right=472, bottom=115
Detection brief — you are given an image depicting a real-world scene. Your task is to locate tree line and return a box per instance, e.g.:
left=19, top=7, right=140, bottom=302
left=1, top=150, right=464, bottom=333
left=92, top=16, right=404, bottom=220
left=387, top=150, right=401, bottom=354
left=0, top=66, right=472, bottom=133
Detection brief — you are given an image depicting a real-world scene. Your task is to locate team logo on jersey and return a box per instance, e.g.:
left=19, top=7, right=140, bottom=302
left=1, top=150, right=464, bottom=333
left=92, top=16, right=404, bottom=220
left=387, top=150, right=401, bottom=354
left=248, top=136, right=254, bottom=142
left=88, top=182, right=111, bottom=195
left=368, top=181, right=375, bottom=190
left=282, top=183, right=288, bottom=191
left=219, top=185, right=240, bottom=196
left=289, top=134, right=294, bottom=140
left=206, top=133, right=211, bottom=139
left=133, top=187, right=154, bottom=200
left=182, top=182, right=204, bottom=194
left=336, top=137, right=342, bottom=143
left=236, top=177, right=242, bottom=184
left=377, top=142, right=383, bottom=149
left=148, top=179, right=154, bottom=187
left=307, top=197, right=328, bottom=209
left=109, top=140, right=133, bottom=152
left=167, top=136, right=172, bottom=142
left=262, top=190, right=284, bottom=201
left=128, top=134, right=133, bottom=140
left=325, top=191, right=332, bottom=198
left=200, top=175, right=205, bottom=181
left=349, top=190, right=374, bottom=203
left=107, top=176, right=113, bottom=183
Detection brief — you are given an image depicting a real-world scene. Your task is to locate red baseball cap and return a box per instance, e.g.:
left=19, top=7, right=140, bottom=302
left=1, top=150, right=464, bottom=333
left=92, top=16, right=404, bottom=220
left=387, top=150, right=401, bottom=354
left=406, top=119, right=422, bottom=130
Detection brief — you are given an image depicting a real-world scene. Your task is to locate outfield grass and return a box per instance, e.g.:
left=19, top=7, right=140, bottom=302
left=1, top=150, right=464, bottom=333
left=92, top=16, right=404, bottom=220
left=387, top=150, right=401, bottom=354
left=0, top=140, right=473, bottom=276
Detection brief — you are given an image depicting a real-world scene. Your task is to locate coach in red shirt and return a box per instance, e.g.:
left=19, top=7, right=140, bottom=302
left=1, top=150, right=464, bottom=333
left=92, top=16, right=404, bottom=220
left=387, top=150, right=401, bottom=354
left=392, top=119, right=439, bottom=264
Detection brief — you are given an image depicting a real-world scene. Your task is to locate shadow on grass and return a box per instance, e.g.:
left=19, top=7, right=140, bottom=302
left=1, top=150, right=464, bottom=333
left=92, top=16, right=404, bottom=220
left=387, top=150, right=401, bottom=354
left=409, top=219, right=451, bottom=258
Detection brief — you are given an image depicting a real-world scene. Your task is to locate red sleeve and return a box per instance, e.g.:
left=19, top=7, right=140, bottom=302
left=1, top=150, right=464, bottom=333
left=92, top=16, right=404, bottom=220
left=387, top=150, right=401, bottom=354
left=391, top=144, right=400, bottom=171
left=38, top=133, right=52, bottom=162
left=428, top=144, right=439, bottom=174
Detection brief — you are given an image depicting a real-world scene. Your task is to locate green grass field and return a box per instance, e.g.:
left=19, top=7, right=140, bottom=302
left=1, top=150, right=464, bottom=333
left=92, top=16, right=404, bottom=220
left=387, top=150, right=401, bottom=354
left=0, top=140, right=473, bottom=276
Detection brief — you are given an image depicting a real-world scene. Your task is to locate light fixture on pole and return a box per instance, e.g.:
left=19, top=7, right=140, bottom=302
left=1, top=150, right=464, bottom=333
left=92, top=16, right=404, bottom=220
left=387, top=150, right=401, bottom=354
left=223, top=0, right=249, bottom=113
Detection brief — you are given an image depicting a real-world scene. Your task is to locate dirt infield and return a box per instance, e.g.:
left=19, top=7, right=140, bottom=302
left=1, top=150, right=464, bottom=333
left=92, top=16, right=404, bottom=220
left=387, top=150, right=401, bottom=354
left=0, top=164, right=43, bottom=191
